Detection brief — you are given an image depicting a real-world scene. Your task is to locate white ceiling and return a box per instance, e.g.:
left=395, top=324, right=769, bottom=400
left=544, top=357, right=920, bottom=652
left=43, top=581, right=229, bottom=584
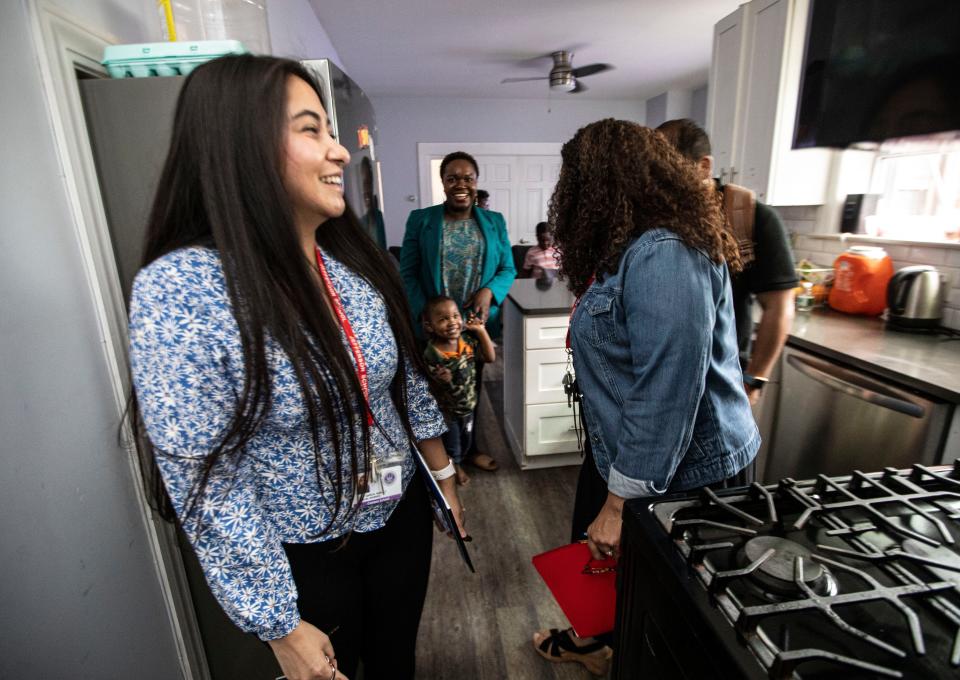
left=309, top=0, right=742, bottom=100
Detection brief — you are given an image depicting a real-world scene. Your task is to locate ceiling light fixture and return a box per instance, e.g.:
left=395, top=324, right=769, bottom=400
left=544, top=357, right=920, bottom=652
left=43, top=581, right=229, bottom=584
left=550, top=73, right=576, bottom=92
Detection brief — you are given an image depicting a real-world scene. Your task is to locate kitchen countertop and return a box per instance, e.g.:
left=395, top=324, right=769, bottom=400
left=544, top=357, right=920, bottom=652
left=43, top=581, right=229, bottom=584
left=506, top=278, right=960, bottom=402
left=505, top=277, right=576, bottom=315
left=786, top=309, right=960, bottom=402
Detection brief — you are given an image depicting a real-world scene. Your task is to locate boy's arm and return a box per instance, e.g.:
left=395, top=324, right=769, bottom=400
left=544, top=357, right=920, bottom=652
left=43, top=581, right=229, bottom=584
left=466, top=323, right=497, bottom=363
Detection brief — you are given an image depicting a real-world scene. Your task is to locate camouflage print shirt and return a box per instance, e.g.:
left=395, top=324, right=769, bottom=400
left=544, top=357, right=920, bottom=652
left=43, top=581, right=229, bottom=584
left=424, top=334, right=479, bottom=417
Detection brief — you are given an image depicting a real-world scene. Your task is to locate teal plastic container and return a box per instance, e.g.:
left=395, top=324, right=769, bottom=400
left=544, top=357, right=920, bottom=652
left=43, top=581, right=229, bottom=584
left=102, top=40, right=247, bottom=78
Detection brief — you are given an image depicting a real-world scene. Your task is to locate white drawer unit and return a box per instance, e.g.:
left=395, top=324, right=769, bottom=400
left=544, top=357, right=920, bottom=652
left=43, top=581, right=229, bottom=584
left=525, top=402, right=581, bottom=457
left=503, top=297, right=583, bottom=469
left=524, top=315, right=569, bottom=349
left=523, top=348, right=570, bottom=404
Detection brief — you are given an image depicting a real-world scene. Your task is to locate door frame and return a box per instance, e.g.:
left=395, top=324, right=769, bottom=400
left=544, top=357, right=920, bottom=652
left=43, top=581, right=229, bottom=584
left=416, top=142, right=562, bottom=209
left=26, top=3, right=207, bottom=678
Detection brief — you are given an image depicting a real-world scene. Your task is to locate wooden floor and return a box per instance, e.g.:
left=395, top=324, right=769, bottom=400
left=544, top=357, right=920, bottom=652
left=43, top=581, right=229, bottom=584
left=414, top=354, right=597, bottom=679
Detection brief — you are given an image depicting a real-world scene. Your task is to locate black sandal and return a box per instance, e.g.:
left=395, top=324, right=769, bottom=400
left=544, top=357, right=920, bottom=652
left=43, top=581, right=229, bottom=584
left=533, top=627, right=613, bottom=676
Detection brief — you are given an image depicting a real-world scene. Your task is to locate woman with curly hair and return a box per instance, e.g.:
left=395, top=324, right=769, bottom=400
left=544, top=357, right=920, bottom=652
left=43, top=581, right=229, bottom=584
left=533, top=120, right=759, bottom=674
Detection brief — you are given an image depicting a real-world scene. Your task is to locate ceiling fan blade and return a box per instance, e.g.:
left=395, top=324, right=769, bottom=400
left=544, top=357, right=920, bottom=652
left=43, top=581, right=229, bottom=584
left=571, top=80, right=588, bottom=94
left=500, top=76, right=549, bottom=84
left=570, top=63, right=613, bottom=78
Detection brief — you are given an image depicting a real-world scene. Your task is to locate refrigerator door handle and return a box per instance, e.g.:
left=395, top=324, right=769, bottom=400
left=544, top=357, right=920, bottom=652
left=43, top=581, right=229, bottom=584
left=786, top=354, right=925, bottom=418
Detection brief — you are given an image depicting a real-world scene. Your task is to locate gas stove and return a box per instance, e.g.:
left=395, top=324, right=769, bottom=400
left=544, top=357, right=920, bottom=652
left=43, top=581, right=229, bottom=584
left=613, top=462, right=960, bottom=679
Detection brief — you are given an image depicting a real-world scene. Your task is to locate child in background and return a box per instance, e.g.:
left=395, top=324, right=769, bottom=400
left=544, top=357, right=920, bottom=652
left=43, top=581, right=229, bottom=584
left=522, top=222, right=559, bottom=278
left=423, top=296, right=497, bottom=486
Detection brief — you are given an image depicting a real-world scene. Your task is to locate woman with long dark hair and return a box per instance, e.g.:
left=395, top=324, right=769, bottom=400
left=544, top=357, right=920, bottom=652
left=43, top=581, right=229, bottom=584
left=128, top=55, right=464, bottom=680
left=532, top=120, right=759, bottom=674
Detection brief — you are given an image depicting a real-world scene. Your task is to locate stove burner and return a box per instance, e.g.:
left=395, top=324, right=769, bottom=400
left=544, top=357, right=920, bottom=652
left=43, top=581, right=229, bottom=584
left=737, top=536, right=836, bottom=599
left=745, top=536, right=822, bottom=584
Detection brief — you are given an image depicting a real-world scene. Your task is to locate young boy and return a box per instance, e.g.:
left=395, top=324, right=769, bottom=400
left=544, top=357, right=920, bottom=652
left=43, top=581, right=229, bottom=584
left=522, top=222, right=559, bottom=278
left=422, top=295, right=497, bottom=485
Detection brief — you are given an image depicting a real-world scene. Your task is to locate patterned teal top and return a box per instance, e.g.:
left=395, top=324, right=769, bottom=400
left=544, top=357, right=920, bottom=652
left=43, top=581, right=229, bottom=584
left=440, top=217, right=486, bottom=308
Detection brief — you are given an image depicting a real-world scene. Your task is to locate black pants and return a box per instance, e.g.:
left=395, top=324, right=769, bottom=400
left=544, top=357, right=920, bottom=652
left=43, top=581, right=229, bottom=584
left=569, top=436, right=616, bottom=647
left=570, top=434, right=608, bottom=544
left=569, top=421, right=746, bottom=647
left=283, top=476, right=433, bottom=680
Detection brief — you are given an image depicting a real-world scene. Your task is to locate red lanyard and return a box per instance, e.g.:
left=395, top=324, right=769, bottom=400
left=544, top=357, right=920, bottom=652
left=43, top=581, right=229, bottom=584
left=315, top=247, right=374, bottom=426
left=566, top=275, right=595, bottom=350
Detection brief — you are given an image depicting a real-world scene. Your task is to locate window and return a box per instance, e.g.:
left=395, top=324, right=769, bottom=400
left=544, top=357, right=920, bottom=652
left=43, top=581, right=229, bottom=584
left=860, top=135, right=960, bottom=243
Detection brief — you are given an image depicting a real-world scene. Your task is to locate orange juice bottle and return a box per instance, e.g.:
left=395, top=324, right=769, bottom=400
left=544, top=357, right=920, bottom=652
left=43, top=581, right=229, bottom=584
left=828, top=246, right=894, bottom=315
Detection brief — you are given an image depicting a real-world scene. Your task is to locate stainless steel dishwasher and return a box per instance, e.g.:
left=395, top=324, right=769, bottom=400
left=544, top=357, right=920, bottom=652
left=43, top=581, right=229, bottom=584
left=764, top=346, right=952, bottom=481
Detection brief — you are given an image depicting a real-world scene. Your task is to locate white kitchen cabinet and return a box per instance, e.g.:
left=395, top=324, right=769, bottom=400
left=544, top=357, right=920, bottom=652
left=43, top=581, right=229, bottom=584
left=706, top=0, right=834, bottom=206
left=502, top=286, right=583, bottom=469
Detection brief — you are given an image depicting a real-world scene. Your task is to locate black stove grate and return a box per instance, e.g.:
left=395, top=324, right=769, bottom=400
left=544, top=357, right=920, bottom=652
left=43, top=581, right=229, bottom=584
left=654, top=461, right=960, bottom=678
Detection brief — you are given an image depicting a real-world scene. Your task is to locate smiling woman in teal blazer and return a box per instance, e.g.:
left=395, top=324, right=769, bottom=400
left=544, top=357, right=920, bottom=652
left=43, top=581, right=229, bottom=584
left=399, top=153, right=516, bottom=338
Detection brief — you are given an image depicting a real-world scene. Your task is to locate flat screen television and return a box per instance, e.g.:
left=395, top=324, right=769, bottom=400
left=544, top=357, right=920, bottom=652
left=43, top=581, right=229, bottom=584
left=793, top=0, right=960, bottom=149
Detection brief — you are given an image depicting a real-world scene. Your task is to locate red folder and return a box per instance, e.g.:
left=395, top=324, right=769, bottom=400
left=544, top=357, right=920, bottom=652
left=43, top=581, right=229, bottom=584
left=532, top=541, right=617, bottom=638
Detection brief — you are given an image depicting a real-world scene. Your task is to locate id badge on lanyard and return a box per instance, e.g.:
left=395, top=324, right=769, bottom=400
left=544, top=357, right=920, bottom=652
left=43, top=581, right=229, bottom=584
left=315, top=247, right=406, bottom=507
left=358, top=458, right=404, bottom=506
left=359, top=449, right=407, bottom=507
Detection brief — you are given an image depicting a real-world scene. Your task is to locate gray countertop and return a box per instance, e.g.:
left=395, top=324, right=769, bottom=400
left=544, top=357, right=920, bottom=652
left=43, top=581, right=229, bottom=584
left=505, top=277, right=960, bottom=402
left=505, top=277, right=576, bottom=315
left=786, top=309, right=960, bottom=402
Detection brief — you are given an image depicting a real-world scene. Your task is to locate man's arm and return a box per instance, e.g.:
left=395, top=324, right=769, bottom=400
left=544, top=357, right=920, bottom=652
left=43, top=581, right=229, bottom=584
left=744, top=289, right=794, bottom=405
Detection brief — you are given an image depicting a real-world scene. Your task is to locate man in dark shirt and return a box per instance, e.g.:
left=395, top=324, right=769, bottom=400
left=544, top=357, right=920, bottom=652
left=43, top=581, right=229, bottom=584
left=657, top=119, right=797, bottom=406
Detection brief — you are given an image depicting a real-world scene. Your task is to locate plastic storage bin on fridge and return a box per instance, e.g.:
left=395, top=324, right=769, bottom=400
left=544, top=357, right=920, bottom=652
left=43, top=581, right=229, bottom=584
left=102, top=40, right=247, bottom=78
left=828, top=245, right=894, bottom=316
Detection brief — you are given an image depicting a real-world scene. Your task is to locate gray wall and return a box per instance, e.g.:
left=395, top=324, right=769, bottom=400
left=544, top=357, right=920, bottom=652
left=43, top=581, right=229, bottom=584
left=0, top=1, right=344, bottom=677
left=645, top=92, right=669, bottom=128
left=372, top=95, right=646, bottom=245
left=691, top=84, right=709, bottom=127
left=0, top=1, right=181, bottom=678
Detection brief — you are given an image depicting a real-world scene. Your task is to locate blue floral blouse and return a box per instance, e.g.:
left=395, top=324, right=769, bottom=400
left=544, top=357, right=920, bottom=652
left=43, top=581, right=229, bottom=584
left=128, top=246, right=446, bottom=641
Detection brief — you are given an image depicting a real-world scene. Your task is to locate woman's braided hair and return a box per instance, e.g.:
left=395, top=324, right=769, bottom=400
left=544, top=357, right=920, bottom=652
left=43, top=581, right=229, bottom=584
left=549, top=119, right=741, bottom=297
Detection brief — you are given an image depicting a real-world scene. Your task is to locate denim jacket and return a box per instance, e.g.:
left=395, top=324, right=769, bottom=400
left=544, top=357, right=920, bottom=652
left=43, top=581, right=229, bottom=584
left=570, top=228, right=760, bottom=498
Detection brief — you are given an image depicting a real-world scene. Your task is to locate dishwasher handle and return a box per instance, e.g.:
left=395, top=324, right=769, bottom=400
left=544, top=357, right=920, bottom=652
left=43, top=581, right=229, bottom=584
left=785, top=354, right=925, bottom=418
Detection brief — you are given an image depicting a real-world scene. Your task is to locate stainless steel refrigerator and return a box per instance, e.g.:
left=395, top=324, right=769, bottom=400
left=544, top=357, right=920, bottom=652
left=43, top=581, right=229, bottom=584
left=79, top=58, right=384, bottom=680
left=303, top=59, right=386, bottom=250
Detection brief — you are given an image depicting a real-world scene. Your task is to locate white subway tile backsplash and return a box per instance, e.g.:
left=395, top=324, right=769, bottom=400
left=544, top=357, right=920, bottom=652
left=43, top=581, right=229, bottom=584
left=776, top=205, right=819, bottom=220
left=943, top=308, right=960, bottom=331
left=947, top=251, right=960, bottom=267
left=880, top=244, right=909, bottom=260
left=908, top=247, right=948, bottom=265
left=936, top=266, right=959, bottom=288
left=785, top=220, right=815, bottom=234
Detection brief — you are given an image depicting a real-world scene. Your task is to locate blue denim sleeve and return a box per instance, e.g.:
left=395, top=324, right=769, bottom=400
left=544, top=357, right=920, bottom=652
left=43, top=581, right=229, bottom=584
left=607, top=239, right=715, bottom=498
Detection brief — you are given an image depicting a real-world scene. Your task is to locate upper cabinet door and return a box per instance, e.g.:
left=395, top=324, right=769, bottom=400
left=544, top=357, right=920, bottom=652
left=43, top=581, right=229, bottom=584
left=706, top=5, right=749, bottom=183
left=707, top=0, right=834, bottom=206
left=735, top=0, right=790, bottom=199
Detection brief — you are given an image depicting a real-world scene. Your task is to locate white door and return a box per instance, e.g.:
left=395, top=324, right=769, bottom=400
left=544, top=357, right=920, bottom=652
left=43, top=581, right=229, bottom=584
left=474, top=155, right=518, bottom=237
left=516, top=156, right=562, bottom=244
left=418, top=143, right=562, bottom=244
